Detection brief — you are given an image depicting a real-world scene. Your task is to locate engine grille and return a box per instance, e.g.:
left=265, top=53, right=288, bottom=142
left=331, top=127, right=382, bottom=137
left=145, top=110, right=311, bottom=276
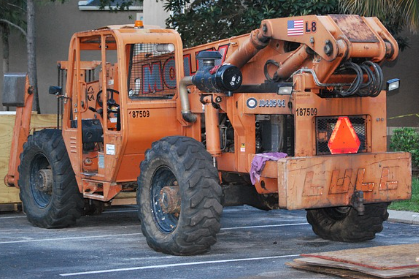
left=315, top=116, right=367, bottom=155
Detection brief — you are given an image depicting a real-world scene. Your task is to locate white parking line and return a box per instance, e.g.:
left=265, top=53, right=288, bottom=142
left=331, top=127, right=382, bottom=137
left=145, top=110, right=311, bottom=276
left=0, top=223, right=308, bottom=244
left=60, top=254, right=300, bottom=277
left=0, top=215, right=26, bottom=219
left=0, top=209, right=135, bottom=218
left=0, top=233, right=142, bottom=244
left=221, top=223, right=308, bottom=230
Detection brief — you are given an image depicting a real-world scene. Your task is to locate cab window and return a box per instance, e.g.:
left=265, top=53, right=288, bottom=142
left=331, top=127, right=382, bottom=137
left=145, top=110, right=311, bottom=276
left=127, top=43, right=177, bottom=99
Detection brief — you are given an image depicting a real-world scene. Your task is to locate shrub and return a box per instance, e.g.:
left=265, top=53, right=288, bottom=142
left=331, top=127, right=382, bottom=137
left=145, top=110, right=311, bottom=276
left=390, top=127, right=419, bottom=168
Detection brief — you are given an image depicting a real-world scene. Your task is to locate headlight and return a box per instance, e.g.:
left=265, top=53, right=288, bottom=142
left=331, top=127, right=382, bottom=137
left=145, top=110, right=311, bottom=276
left=386, top=78, right=400, bottom=92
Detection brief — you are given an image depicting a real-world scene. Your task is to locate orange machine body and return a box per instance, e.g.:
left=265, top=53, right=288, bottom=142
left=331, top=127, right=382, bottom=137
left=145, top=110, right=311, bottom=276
left=6, top=15, right=411, bottom=210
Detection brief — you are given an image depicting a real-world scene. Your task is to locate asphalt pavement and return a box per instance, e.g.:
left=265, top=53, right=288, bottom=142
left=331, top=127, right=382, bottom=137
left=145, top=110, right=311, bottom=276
left=1, top=205, right=419, bottom=279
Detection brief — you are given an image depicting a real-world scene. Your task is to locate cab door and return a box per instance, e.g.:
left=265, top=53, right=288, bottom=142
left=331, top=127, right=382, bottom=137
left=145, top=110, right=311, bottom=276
left=117, top=42, right=184, bottom=181
left=63, top=32, right=122, bottom=184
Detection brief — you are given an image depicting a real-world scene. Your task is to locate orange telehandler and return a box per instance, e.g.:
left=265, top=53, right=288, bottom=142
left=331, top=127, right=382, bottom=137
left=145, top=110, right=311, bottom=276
left=2, top=15, right=411, bottom=255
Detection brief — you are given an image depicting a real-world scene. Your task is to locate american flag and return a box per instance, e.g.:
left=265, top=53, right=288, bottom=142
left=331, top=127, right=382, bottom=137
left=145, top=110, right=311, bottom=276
left=287, top=19, right=304, bottom=36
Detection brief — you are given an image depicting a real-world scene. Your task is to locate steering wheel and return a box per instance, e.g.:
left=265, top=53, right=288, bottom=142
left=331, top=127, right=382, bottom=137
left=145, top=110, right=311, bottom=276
left=96, top=89, right=119, bottom=107
left=89, top=88, right=120, bottom=115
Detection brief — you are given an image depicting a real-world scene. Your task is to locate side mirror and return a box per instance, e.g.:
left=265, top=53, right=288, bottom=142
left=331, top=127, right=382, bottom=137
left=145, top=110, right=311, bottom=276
left=49, top=86, right=63, bottom=95
left=386, top=78, right=400, bottom=95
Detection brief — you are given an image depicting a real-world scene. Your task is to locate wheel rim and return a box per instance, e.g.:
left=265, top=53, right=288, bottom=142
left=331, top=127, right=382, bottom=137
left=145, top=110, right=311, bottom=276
left=29, top=154, right=52, bottom=208
left=150, top=166, right=179, bottom=233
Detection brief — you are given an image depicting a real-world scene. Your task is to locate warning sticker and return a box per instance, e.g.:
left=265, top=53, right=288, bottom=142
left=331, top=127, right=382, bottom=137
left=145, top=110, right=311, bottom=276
left=106, top=144, right=115, bottom=155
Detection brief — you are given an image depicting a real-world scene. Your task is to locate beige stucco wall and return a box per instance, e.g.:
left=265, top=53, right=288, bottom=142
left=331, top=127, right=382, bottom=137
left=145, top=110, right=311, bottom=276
left=0, top=1, right=142, bottom=114
left=143, top=0, right=169, bottom=28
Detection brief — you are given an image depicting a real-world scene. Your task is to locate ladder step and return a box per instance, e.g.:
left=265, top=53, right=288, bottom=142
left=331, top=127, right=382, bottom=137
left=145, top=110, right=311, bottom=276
left=81, top=172, right=97, bottom=177
left=83, top=193, right=106, bottom=201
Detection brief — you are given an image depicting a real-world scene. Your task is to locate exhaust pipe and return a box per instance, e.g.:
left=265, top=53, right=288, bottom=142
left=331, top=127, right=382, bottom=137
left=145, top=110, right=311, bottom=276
left=179, top=76, right=197, bottom=123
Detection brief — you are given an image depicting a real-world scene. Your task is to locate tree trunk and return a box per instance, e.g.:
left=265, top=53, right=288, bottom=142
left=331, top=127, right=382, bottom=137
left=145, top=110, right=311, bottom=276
left=27, top=0, right=40, bottom=113
left=2, top=25, right=10, bottom=74
left=2, top=25, right=10, bottom=111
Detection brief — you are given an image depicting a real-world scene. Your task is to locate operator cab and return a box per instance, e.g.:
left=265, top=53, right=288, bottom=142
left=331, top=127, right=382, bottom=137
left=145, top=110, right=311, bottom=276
left=57, top=26, right=185, bottom=193
left=58, top=32, right=122, bottom=176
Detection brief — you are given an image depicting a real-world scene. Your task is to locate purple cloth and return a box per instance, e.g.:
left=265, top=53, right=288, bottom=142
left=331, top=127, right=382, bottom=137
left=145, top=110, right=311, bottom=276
left=250, top=152, right=287, bottom=185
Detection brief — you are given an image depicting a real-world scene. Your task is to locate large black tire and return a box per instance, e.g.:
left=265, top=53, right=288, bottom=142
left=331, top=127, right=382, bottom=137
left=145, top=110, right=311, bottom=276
left=18, top=129, right=84, bottom=228
left=137, top=136, right=223, bottom=255
left=306, top=203, right=389, bottom=242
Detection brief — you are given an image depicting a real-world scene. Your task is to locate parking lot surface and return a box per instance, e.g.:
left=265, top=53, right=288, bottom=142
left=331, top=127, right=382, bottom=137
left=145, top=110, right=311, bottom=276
left=1, top=205, right=419, bottom=279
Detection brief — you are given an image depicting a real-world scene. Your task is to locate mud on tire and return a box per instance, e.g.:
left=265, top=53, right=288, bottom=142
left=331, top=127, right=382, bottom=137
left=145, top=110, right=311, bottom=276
left=306, top=203, right=389, bottom=242
left=18, top=129, right=84, bottom=228
left=137, top=136, right=223, bottom=255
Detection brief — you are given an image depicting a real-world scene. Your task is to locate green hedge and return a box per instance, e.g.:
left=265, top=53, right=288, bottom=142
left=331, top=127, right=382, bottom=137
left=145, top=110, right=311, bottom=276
left=390, top=127, right=419, bottom=168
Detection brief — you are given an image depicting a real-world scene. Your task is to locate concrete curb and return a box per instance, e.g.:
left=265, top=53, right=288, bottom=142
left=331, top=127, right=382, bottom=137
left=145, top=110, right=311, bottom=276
left=388, top=210, right=419, bottom=225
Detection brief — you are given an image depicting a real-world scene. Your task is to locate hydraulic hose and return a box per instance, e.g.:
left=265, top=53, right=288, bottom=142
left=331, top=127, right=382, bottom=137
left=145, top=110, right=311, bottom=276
left=333, top=61, right=383, bottom=97
left=363, top=61, right=383, bottom=97
left=296, top=61, right=383, bottom=97
left=338, top=62, right=363, bottom=97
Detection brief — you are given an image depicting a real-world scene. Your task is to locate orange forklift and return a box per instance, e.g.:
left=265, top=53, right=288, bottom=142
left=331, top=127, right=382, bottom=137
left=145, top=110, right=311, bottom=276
left=3, top=15, right=410, bottom=255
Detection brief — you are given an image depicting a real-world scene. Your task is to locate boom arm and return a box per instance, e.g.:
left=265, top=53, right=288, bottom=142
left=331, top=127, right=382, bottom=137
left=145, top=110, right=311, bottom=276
left=224, top=14, right=398, bottom=97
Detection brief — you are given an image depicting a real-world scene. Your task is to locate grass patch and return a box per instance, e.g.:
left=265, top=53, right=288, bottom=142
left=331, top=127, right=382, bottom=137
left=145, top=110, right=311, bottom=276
left=388, top=178, right=419, bottom=212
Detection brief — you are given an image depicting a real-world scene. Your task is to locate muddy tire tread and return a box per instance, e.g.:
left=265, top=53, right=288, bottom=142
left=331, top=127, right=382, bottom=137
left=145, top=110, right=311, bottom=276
left=138, top=136, right=222, bottom=255
left=18, top=129, right=83, bottom=228
left=306, top=203, right=389, bottom=242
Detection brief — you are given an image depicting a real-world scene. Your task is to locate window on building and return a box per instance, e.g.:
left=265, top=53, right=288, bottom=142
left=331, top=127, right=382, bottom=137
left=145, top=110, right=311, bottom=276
left=78, top=0, right=142, bottom=11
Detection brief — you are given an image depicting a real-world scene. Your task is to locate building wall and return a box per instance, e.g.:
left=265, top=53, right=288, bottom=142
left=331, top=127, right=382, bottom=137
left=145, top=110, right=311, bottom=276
left=384, top=32, right=419, bottom=128
left=0, top=1, right=142, bottom=113
left=0, top=4, right=418, bottom=128
left=143, top=0, right=169, bottom=28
